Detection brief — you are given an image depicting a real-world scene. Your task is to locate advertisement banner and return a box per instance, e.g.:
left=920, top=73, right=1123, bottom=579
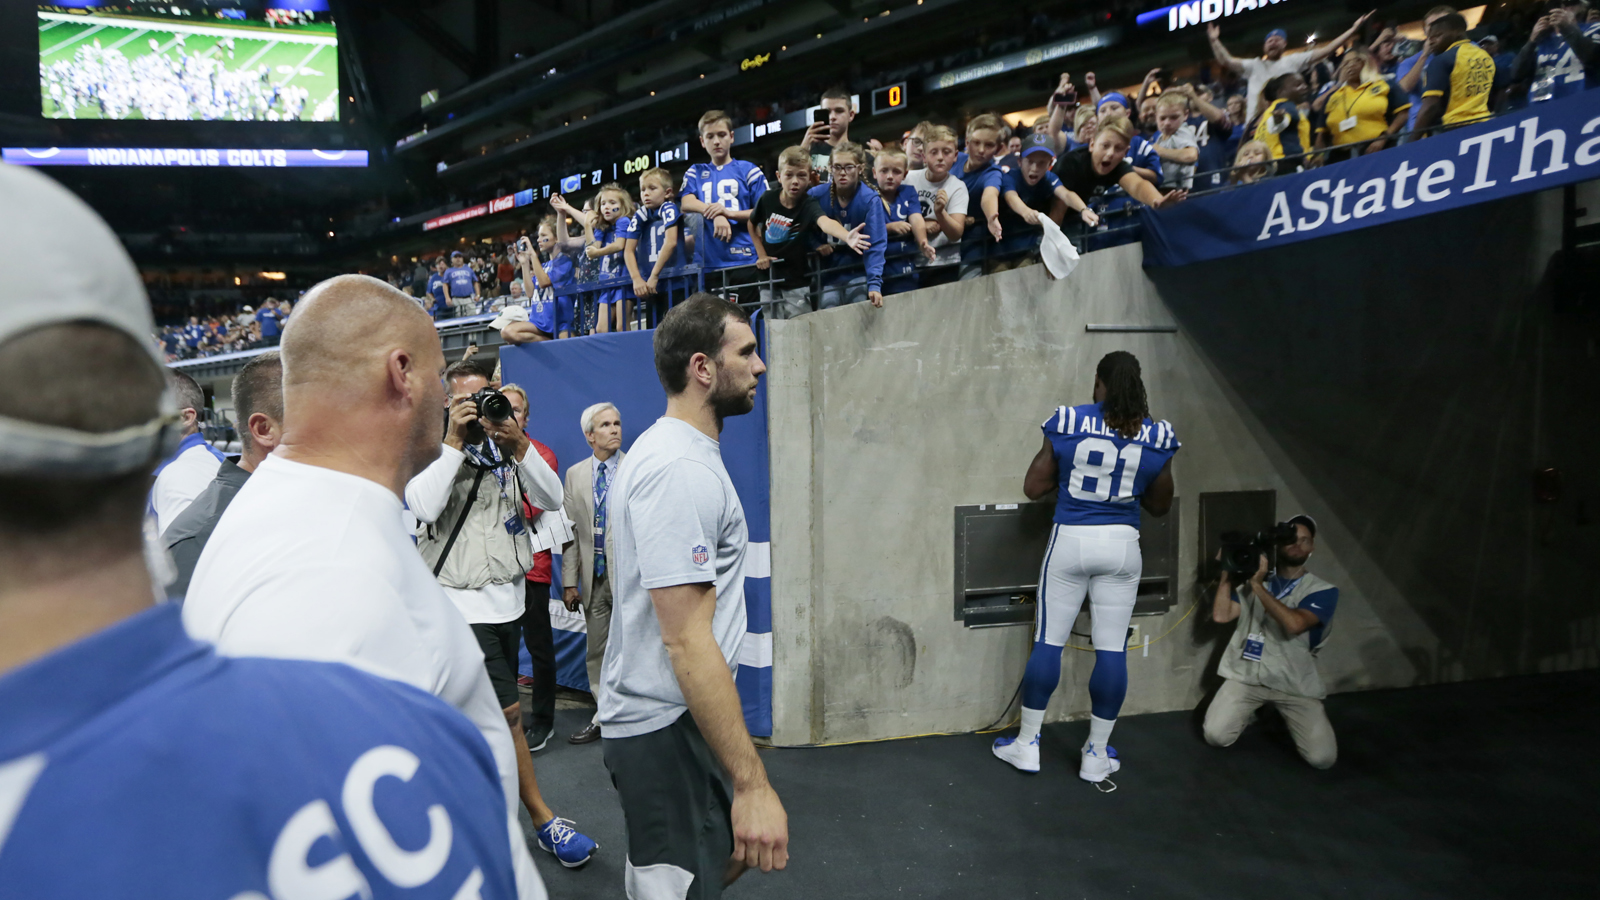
left=925, top=28, right=1119, bottom=92
left=1140, top=90, right=1600, bottom=267
left=1, top=147, right=368, bottom=168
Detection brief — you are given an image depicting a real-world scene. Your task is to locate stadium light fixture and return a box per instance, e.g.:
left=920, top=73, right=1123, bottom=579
left=259, top=272, right=286, bottom=280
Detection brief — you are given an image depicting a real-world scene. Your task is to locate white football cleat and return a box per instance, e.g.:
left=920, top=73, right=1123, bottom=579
left=992, top=734, right=1040, bottom=773
left=1079, top=743, right=1121, bottom=783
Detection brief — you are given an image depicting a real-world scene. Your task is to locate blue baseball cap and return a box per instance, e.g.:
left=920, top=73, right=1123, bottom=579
left=1266, top=28, right=1289, bottom=41
left=1097, top=92, right=1129, bottom=111
left=1020, top=133, right=1056, bottom=158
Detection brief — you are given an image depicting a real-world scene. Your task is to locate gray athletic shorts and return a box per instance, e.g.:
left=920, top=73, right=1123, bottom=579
left=602, top=713, right=734, bottom=899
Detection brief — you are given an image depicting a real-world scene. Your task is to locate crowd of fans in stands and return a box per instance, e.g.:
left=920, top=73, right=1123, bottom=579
left=155, top=298, right=293, bottom=362
left=158, top=1, right=1600, bottom=353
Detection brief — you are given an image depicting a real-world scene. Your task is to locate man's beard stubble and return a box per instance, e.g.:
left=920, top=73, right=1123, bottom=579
left=708, top=368, right=754, bottom=423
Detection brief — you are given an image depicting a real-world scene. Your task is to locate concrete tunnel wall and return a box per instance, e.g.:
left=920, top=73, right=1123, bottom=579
left=763, top=187, right=1599, bottom=746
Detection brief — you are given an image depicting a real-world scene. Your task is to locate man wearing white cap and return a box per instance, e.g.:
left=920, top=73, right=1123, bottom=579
left=0, top=165, right=521, bottom=896
left=185, top=274, right=553, bottom=898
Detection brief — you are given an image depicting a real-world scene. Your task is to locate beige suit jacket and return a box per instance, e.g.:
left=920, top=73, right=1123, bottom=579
left=561, top=450, right=623, bottom=601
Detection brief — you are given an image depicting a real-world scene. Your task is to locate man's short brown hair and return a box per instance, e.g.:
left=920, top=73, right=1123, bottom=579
left=231, top=351, right=283, bottom=452
left=0, top=324, right=165, bottom=563
left=653, top=293, right=750, bottom=395
left=445, top=359, right=493, bottom=388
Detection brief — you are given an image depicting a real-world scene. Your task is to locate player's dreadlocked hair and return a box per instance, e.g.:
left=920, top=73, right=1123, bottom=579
left=1097, top=351, right=1148, bottom=439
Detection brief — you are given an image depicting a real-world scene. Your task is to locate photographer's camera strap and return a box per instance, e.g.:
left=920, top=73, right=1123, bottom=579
left=433, top=467, right=488, bottom=578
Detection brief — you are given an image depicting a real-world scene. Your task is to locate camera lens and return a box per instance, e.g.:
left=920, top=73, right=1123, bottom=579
left=477, top=389, right=513, bottom=423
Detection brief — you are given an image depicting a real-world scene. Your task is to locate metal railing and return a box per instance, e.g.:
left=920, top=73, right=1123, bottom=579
left=424, top=111, right=1523, bottom=334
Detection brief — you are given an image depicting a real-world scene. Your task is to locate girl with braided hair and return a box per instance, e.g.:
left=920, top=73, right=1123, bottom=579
left=993, top=351, right=1180, bottom=783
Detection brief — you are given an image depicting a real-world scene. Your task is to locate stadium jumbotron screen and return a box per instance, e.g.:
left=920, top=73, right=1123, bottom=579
left=38, top=2, right=339, bottom=122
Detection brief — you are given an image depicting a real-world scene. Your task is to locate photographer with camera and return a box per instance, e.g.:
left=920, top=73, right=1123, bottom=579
left=1204, top=515, right=1340, bottom=769
left=405, top=359, right=600, bottom=868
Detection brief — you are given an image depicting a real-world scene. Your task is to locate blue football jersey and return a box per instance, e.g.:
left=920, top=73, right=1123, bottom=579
left=1044, top=401, right=1179, bottom=527
left=595, top=216, right=637, bottom=282
left=444, top=265, right=477, bottom=297
left=681, top=159, right=767, bottom=268
left=880, top=183, right=921, bottom=278
left=1533, top=23, right=1600, bottom=100
left=633, top=201, right=685, bottom=276
left=528, top=251, right=576, bottom=334
left=0, top=605, right=516, bottom=899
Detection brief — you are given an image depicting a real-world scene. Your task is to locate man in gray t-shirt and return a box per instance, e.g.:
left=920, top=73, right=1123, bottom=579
left=599, top=414, right=749, bottom=734
left=599, top=293, right=787, bottom=899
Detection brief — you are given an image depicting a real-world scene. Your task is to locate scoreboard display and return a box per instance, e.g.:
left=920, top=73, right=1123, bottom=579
left=871, top=82, right=907, bottom=115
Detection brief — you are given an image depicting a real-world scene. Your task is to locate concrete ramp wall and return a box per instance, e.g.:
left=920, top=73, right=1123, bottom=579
left=764, top=187, right=1597, bottom=746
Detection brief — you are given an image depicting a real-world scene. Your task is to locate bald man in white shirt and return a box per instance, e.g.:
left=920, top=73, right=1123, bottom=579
left=184, top=275, right=547, bottom=900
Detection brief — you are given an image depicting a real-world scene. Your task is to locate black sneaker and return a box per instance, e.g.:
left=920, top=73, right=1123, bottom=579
left=526, top=726, right=554, bottom=752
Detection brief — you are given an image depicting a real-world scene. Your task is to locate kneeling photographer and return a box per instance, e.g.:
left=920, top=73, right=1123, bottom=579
left=1203, top=515, right=1340, bottom=770
left=405, top=359, right=598, bottom=866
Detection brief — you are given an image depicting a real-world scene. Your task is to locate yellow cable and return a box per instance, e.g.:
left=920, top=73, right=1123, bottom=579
left=768, top=600, right=1203, bottom=749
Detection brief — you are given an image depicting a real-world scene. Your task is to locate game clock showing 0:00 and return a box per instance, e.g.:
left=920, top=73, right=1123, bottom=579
left=621, top=154, right=652, bottom=175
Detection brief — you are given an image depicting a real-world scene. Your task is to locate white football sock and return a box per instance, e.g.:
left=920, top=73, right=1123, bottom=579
left=1086, top=714, right=1116, bottom=752
left=1018, top=707, right=1046, bottom=743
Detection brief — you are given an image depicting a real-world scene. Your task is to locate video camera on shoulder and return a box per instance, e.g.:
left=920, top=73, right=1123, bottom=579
left=1218, top=521, right=1300, bottom=582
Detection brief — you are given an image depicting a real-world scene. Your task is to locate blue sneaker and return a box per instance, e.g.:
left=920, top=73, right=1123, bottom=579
left=992, top=734, right=1040, bottom=773
left=536, top=816, right=598, bottom=868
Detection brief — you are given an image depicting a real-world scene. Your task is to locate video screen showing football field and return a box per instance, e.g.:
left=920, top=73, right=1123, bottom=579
left=39, top=7, right=339, bottom=122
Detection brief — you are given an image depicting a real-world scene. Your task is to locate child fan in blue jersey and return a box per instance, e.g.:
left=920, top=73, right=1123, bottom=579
left=993, top=351, right=1179, bottom=784
left=582, top=183, right=637, bottom=333
left=625, top=167, right=686, bottom=321
left=808, top=141, right=888, bottom=309
left=680, top=109, right=767, bottom=276
left=992, top=133, right=1099, bottom=270
left=513, top=216, right=577, bottom=341
left=872, top=145, right=935, bottom=295
left=749, top=145, right=874, bottom=319
left=954, top=113, right=1007, bottom=280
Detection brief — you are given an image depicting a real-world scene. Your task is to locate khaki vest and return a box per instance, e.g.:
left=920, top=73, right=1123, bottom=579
left=416, top=459, right=532, bottom=590
left=1217, top=571, right=1335, bottom=700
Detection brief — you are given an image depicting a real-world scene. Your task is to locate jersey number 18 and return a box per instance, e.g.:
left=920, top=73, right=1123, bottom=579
left=1067, top=437, right=1143, bottom=502
left=700, top=179, right=743, bottom=211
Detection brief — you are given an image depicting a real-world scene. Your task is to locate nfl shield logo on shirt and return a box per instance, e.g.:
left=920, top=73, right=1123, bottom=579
left=692, top=544, right=710, bottom=566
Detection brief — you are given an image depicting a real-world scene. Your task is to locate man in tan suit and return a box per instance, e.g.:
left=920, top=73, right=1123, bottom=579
left=561, top=401, right=623, bottom=744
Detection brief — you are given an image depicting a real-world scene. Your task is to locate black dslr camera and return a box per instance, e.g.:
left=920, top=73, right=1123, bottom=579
left=470, top=387, right=514, bottom=424
left=1218, top=522, right=1300, bottom=581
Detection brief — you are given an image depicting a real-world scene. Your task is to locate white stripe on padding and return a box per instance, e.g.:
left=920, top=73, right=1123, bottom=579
left=625, top=858, right=696, bottom=899
left=738, top=631, right=773, bottom=669
left=548, top=598, right=587, bottom=633
left=0, top=753, right=46, bottom=855
left=745, top=541, right=771, bottom=579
